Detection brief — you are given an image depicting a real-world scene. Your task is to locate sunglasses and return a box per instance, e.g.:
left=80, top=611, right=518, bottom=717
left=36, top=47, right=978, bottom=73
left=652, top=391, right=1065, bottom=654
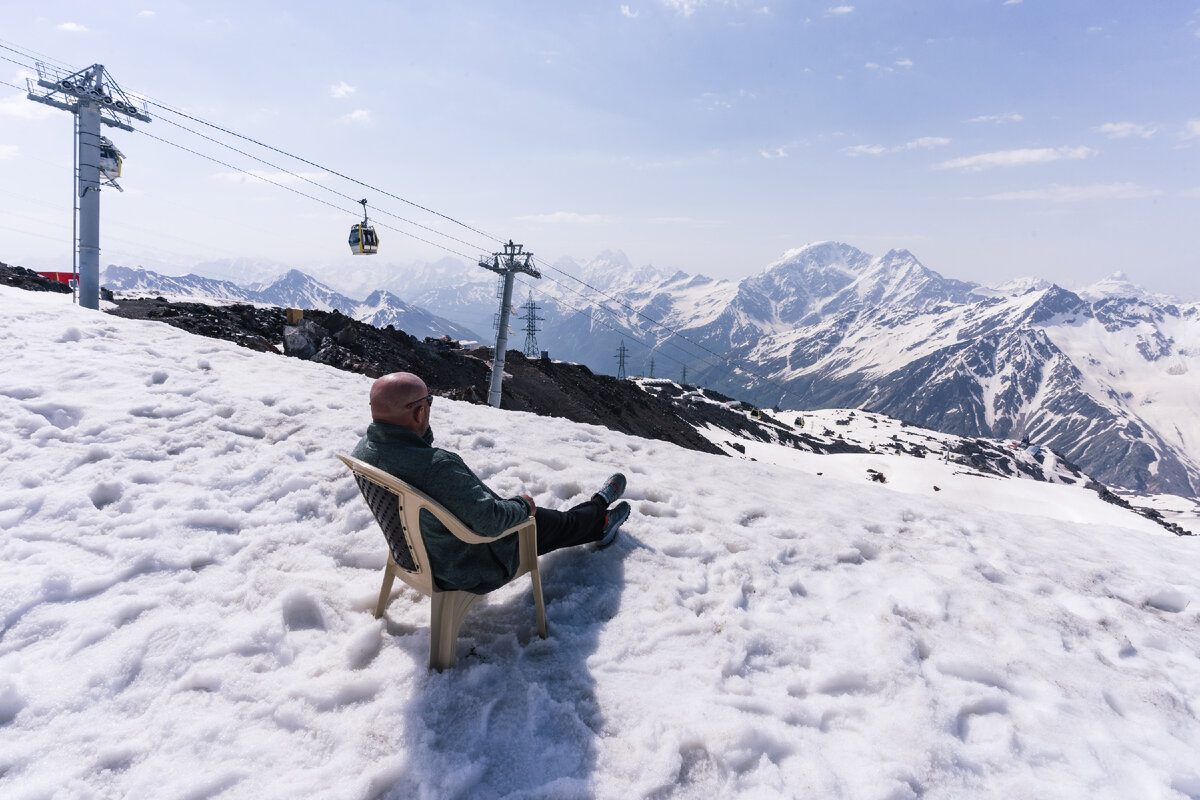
left=404, top=393, right=434, bottom=410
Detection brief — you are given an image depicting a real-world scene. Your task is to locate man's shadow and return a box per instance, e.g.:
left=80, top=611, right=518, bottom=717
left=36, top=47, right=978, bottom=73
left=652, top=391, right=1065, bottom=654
left=385, top=540, right=631, bottom=799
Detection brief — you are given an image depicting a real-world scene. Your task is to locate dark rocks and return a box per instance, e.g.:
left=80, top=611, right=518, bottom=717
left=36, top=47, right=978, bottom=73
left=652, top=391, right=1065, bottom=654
left=1, top=263, right=73, bottom=294
left=100, top=295, right=725, bottom=455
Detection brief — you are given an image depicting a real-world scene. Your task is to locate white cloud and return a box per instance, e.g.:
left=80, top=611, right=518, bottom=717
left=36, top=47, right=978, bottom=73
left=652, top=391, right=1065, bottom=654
left=661, top=0, right=704, bottom=16
left=936, top=146, right=1096, bottom=171
left=1096, top=121, right=1156, bottom=139
left=826, top=5, right=854, bottom=16
left=967, top=112, right=1024, bottom=124
left=0, top=144, right=17, bottom=160
left=843, top=137, right=948, bottom=156
left=137, top=10, right=155, bottom=17
left=1002, top=0, right=1022, bottom=5
left=339, top=109, right=371, bottom=124
left=0, top=93, right=56, bottom=120
left=760, top=147, right=788, bottom=159
left=1183, top=119, right=1200, bottom=140
left=895, top=58, right=913, bottom=68
left=57, top=22, right=88, bottom=32
left=983, top=183, right=1161, bottom=202
left=903, top=137, right=950, bottom=150
left=621, top=5, right=639, bottom=18
left=1180, top=187, right=1200, bottom=198
left=331, top=82, right=356, bottom=99
left=865, top=62, right=880, bottom=70
left=516, top=212, right=613, bottom=224
left=697, top=88, right=756, bottom=111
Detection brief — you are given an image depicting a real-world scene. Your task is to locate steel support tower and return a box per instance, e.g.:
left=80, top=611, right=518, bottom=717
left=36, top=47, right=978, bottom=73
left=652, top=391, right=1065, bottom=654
left=519, top=293, right=544, bottom=358
left=27, top=63, right=151, bottom=310
left=478, top=241, right=541, bottom=408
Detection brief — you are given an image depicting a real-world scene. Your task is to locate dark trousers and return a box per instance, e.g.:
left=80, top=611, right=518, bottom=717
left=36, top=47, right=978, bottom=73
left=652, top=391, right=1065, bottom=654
left=535, top=496, right=607, bottom=556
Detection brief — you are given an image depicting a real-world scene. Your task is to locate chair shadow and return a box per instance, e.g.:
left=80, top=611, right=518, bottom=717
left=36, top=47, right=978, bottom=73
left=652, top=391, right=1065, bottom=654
left=384, top=541, right=631, bottom=799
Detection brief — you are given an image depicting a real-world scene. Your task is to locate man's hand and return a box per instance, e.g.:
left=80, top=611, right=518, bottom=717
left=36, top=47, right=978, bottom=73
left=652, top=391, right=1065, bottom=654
left=520, top=494, right=536, bottom=516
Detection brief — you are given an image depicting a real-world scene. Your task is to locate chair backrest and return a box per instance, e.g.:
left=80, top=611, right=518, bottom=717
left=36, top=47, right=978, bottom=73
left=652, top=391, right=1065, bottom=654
left=351, top=471, right=419, bottom=572
left=342, top=454, right=505, bottom=594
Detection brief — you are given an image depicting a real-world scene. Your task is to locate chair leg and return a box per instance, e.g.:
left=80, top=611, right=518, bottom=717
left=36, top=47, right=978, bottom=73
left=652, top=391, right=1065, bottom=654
left=530, top=565, right=548, bottom=639
left=517, top=526, right=548, bottom=639
left=429, top=590, right=481, bottom=672
left=374, top=557, right=398, bottom=619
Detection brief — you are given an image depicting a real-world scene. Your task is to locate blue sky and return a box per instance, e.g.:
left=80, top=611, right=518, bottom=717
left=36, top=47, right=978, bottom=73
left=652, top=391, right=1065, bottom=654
left=2, top=1, right=1198, bottom=298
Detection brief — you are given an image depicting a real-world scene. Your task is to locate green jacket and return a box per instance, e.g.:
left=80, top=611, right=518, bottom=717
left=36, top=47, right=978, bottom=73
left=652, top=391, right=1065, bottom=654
left=351, top=422, right=531, bottom=594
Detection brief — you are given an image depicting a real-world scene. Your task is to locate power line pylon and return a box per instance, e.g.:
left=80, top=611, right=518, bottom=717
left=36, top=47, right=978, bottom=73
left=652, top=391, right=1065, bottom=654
left=615, top=342, right=629, bottom=380
left=648, top=356, right=655, bottom=379
left=518, top=293, right=544, bottom=358
left=681, top=365, right=688, bottom=385
left=26, top=63, right=151, bottom=310
left=478, top=240, right=541, bottom=408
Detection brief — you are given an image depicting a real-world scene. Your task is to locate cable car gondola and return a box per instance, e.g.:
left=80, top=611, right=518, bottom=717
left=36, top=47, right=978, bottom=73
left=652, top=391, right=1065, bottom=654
left=98, top=136, right=123, bottom=181
left=348, top=198, right=379, bottom=255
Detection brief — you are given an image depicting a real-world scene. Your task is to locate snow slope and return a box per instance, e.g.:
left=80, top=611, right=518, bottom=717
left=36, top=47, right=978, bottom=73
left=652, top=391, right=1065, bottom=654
left=3, top=286, right=1200, bottom=799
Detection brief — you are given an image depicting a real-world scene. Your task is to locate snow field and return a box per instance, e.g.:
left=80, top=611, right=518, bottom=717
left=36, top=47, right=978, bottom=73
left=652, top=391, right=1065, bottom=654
left=2, top=286, right=1200, bottom=799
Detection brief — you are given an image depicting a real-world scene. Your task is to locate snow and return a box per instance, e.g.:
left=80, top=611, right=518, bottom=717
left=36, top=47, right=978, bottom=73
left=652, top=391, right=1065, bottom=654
left=694, top=409, right=1173, bottom=534
left=1043, top=307, right=1200, bottom=481
left=4, top=285, right=1200, bottom=799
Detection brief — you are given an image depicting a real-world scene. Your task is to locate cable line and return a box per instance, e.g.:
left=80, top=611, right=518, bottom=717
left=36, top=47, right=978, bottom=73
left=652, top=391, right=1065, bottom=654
left=129, top=127, right=477, bottom=261
left=512, top=275, right=692, bottom=372
left=150, top=113, right=493, bottom=257
left=511, top=272, right=728, bottom=375
left=5, top=39, right=796, bottom=399
left=0, top=40, right=75, bottom=72
left=143, top=100, right=506, bottom=248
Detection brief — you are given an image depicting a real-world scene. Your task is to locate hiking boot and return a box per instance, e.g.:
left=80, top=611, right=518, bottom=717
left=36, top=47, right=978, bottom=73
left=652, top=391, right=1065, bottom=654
left=594, top=473, right=627, bottom=506
left=596, top=501, right=630, bottom=550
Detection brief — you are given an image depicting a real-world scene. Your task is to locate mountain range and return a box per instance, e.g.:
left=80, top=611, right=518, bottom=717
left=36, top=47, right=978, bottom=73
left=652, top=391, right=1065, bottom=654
left=532, top=244, right=1199, bottom=498
left=100, top=265, right=479, bottom=342
left=98, top=244, right=1199, bottom=499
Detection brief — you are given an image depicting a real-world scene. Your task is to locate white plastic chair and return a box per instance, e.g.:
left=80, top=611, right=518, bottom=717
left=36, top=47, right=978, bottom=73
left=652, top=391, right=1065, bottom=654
left=338, top=454, right=547, bottom=671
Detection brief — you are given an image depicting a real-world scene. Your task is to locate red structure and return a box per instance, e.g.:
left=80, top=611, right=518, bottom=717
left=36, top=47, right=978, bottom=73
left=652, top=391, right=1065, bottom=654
left=37, top=272, right=75, bottom=285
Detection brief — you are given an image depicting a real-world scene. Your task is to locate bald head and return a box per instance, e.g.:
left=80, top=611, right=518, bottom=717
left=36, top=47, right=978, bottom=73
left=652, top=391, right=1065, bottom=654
left=369, top=372, right=431, bottom=431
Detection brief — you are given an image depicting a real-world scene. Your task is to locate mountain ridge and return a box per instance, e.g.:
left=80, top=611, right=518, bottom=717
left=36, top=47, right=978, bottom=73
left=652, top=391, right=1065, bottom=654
left=100, top=264, right=479, bottom=342
left=94, top=244, right=1200, bottom=498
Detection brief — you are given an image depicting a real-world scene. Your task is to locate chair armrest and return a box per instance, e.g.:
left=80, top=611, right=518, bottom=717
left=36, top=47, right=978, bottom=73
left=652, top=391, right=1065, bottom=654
left=445, top=514, right=535, bottom=545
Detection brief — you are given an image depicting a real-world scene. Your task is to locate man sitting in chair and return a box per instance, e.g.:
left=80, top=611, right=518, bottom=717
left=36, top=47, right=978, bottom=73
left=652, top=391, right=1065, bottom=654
left=351, top=372, right=631, bottom=594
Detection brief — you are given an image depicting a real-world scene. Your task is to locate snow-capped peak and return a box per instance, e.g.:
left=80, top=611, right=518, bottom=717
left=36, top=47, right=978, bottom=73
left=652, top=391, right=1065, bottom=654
left=1076, top=271, right=1155, bottom=302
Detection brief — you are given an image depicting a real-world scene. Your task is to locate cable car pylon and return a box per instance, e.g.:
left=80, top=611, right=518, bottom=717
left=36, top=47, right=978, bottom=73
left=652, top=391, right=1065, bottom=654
left=26, top=62, right=151, bottom=309
left=479, top=240, right=541, bottom=408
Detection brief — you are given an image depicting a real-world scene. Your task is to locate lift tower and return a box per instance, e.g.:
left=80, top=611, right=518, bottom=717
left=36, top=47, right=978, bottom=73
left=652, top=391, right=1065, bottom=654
left=27, top=63, right=151, bottom=310
left=478, top=241, right=541, bottom=408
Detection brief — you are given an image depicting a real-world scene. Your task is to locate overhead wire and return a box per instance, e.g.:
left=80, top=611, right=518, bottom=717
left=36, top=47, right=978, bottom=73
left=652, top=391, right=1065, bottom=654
left=5, top=40, right=793, bottom=400
left=0, top=39, right=75, bottom=72
left=128, top=126, right=479, bottom=261
left=2, top=40, right=749, bottom=377
left=511, top=270, right=724, bottom=374
left=150, top=113, right=494, bottom=258
left=144, top=100, right=505, bottom=247
left=116, top=80, right=735, bottom=376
